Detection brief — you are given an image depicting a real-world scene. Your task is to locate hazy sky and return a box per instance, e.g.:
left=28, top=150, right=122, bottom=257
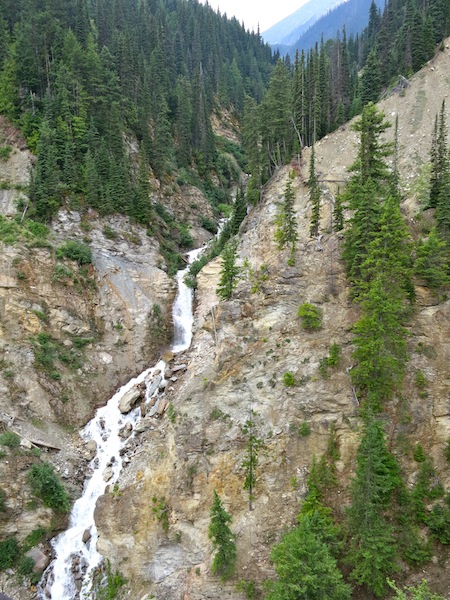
left=200, top=0, right=307, bottom=33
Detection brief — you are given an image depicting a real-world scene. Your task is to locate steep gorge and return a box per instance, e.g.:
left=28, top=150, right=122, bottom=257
left=1, top=39, right=450, bottom=600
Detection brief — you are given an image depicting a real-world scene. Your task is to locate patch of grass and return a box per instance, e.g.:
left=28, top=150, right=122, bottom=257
left=0, top=536, right=20, bottom=571
left=28, top=462, right=70, bottom=513
left=0, top=431, right=21, bottom=447
left=22, top=527, right=47, bottom=552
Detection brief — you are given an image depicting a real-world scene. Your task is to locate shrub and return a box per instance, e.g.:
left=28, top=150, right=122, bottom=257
left=201, top=216, right=218, bottom=234
left=282, top=371, right=296, bottom=387
left=298, top=303, right=322, bottom=331
left=28, top=462, right=69, bottom=513
left=0, top=145, right=13, bottom=160
left=299, top=421, right=311, bottom=437
left=56, top=241, right=92, bottom=265
left=0, top=536, right=20, bottom=570
left=0, top=431, right=21, bottom=447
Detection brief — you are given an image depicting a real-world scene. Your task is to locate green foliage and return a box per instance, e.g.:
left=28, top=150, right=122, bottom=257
left=298, top=421, right=311, bottom=437
left=282, top=371, right=296, bottom=387
left=236, top=579, right=257, bottom=599
left=298, top=303, right=322, bottom=331
left=267, top=455, right=349, bottom=600
left=167, top=404, right=176, bottom=424
left=346, top=416, right=401, bottom=597
left=242, top=260, right=269, bottom=293
left=415, top=228, right=450, bottom=289
left=309, top=145, right=321, bottom=237
left=413, top=443, right=426, bottom=463
left=216, top=238, right=240, bottom=300
left=208, top=490, right=237, bottom=581
left=200, top=217, right=218, bottom=234
left=18, top=554, right=35, bottom=578
left=388, top=579, right=446, bottom=599
left=0, top=215, right=50, bottom=246
left=0, top=536, right=20, bottom=571
left=0, top=145, right=12, bottom=160
left=28, top=462, right=69, bottom=513
left=56, top=241, right=92, bottom=265
left=0, top=430, right=20, bottom=447
left=426, top=493, right=450, bottom=544
left=320, top=343, right=341, bottom=377
left=241, top=416, right=263, bottom=510
left=274, top=179, right=298, bottom=263
left=151, top=497, right=169, bottom=533
left=31, top=332, right=85, bottom=378
left=0, top=488, right=6, bottom=512
left=96, top=561, right=127, bottom=600
left=22, top=527, right=47, bottom=552
left=266, top=516, right=351, bottom=600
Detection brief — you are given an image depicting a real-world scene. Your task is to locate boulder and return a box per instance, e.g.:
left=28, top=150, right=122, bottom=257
left=118, top=388, right=142, bottom=414
left=25, top=547, right=50, bottom=573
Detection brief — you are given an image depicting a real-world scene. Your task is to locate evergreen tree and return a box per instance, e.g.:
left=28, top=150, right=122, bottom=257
left=216, top=238, right=240, bottom=300
left=208, top=490, right=237, bottom=581
left=333, top=188, right=344, bottom=231
left=415, top=228, right=450, bottom=289
left=274, top=179, right=298, bottom=265
left=429, top=101, right=448, bottom=209
left=360, top=48, right=382, bottom=105
left=309, top=144, right=321, bottom=237
left=346, top=416, right=401, bottom=597
left=266, top=514, right=351, bottom=600
left=241, top=414, right=262, bottom=511
left=267, top=455, right=350, bottom=600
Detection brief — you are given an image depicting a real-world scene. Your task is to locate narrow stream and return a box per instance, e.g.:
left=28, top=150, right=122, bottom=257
left=39, top=248, right=202, bottom=599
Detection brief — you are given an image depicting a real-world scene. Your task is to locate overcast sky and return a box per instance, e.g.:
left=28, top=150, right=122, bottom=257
left=199, top=0, right=307, bottom=33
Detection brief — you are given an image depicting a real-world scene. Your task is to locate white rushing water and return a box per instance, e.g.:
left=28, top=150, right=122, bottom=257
left=40, top=248, right=202, bottom=599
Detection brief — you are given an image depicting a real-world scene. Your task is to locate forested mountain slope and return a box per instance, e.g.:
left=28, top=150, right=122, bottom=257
left=0, top=0, right=450, bottom=598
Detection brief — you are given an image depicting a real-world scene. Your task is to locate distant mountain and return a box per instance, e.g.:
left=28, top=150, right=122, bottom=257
left=287, top=0, right=384, bottom=54
left=262, top=0, right=346, bottom=46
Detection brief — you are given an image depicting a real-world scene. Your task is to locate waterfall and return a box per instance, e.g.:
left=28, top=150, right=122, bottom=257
left=39, top=247, right=203, bottom=599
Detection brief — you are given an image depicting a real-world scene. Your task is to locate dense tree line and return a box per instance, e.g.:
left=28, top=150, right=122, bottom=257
left=242, top=0, right=450, bottom=192
left=0, top=0, right=273, bottom=222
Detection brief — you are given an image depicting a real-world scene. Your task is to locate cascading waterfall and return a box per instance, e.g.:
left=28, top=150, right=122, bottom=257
left=39, top=248, right=202, bottom=599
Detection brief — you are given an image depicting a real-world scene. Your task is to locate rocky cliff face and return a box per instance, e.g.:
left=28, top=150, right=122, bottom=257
left=94, top=45, right=450, bottom=600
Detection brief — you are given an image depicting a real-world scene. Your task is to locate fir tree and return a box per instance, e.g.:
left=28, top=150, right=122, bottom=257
left=309, top=144, right=321, bottom=237
left=346, top=416, right=401, bottom=597
left=415, top=228, right=450, bottom=289
left=333, top=188, right=344, bottom=231
left=216, top=238, right=240, bottom=300
left=429, top=100, right=448, bottom=209
left=274, top=179, right=298, bottom=265
left=208, top=491, right=237, bottom=581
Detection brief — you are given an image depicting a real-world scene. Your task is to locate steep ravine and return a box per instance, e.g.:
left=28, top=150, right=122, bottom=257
left=94, top=48, right=450, bottom=599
